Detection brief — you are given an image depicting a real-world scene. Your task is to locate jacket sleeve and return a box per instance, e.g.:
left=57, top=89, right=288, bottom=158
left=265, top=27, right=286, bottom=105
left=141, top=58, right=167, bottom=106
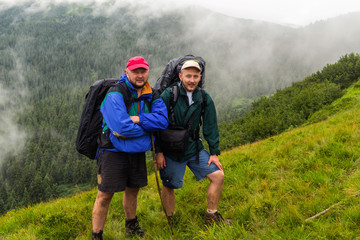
left=138, top=98, right=169, bottom=132
left=101, top=92, right=146, bottom=138
left=202, top=93, right=221, bottom=156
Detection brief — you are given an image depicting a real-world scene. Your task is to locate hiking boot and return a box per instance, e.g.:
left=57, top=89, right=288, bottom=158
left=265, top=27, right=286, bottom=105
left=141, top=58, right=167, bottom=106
left=125, top=216, right=145, bottom=238
left=204, top=211, right=232, bottom=225
left=92, top=230, right=103, bottom=240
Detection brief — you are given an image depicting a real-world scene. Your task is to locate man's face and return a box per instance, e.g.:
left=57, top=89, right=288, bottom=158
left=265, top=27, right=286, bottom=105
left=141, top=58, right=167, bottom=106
left=179, top=67, right=201, bottom=92
left=126, top=68, right=149, bottom=89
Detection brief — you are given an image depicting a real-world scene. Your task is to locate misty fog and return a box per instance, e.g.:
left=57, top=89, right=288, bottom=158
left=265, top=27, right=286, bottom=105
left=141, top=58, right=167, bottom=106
left=0, top=50, right=28, bottom=165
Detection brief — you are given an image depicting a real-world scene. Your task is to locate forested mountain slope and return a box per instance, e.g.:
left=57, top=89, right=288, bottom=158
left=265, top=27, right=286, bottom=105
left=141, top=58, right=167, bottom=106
left=0, top=2, right=360, bottom=214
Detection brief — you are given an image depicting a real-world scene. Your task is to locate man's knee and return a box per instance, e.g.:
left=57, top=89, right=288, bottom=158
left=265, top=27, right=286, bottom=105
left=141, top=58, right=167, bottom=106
left=125, top=187, right=140, bottom=196
left=207, top=170, right=224, bottom=183
left=162, top=185, right=175, bottom=194
left=94, top=191, right=114, bottom=211
left=161, top=173, right=183, bottom=189
left=96, top=191, right=114, bottom=207
left=163, top=181, right=183, bottom=189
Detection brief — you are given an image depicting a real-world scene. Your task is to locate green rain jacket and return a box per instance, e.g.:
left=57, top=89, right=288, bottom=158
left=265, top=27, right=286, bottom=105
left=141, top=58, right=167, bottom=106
left=156, top=84, right=220, bottom=162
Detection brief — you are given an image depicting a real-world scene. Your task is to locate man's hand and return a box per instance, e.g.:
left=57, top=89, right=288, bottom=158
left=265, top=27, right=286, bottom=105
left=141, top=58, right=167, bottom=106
left=208, top=155, right=223, bottom=170
left=130, top=116, right=140, bottom=124
left=156, top=152, right=166, bottom=169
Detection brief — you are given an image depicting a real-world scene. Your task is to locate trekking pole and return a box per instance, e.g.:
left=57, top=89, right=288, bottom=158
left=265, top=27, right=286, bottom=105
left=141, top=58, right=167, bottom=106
left=151, top=133, right=174, bottom=236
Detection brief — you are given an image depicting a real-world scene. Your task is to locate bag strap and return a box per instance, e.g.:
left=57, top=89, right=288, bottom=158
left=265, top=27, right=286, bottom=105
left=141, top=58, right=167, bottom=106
left=199, top=88, right=206, bottom=126
left=114, top=81, right=152, bottom=113
left=169, top=84, right=180, bottom=126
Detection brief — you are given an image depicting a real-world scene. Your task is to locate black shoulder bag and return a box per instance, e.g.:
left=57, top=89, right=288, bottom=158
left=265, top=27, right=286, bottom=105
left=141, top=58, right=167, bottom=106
left=159, top=85, right=190, bottom=153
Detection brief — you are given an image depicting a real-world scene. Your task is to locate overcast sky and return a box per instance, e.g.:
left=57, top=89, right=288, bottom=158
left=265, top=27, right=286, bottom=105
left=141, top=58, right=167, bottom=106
left=0, top=0, right=360, bottom=26
left=179, top=0, right=360, bottom=26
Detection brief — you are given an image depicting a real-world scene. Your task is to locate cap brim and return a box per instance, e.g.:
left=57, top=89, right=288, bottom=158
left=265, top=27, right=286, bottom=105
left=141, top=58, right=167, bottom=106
left=181, top=60, right=201, bottom=71
left=182, top=65, right=201, bottom=71
left=127, top=64, right=149, bottom=70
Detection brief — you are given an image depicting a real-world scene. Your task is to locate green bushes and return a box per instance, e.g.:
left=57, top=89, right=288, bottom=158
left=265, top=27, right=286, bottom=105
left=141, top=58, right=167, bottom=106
left=219, top=54, right=360, bottom=150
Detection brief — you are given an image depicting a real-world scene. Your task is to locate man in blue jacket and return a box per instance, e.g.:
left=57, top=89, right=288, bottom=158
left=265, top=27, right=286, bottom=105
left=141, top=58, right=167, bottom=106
left=92, top=56, right=168, bottom=239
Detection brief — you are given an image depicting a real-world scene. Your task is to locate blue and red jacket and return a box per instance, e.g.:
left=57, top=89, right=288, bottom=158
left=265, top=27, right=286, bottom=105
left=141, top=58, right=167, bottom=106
left=100, top=73, right=168, bottom=153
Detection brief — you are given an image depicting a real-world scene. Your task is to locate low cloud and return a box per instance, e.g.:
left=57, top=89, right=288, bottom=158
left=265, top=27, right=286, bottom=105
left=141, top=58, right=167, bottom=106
left=0, top=49, right=29, bottom=166
left=0, top=86, right=27, bottom=166
left=0, top=0, right=185, bottom=19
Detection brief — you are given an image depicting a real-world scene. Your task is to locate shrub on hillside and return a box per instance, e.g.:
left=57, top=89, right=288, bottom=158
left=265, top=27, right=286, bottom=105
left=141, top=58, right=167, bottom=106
left=219, top=53, right=360, bottom=150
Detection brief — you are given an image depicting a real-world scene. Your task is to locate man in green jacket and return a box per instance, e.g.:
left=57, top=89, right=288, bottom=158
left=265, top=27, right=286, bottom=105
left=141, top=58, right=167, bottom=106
left=156, top=60, right=231, bottom=225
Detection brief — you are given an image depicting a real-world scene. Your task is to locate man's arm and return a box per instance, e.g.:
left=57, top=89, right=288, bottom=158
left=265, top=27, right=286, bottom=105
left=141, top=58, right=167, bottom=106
left=203, top=94, right=222, bottom=170
left=202, top=93, right=221, bottom=156
left=137, top=98, right=169, bottom=131
left=101, top=92, right=146, bottom=138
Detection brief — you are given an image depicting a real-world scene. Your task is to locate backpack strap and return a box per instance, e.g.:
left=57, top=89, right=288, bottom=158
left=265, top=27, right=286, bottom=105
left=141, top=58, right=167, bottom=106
left=113, top=81, right=133, bottom=112
left=195, top=88, right=206, bottom=164
left=169, top=84, right=180, bottom=126
left=199, top=88, right=206, bottom=126
left=112, top=81, right=153, bottom=113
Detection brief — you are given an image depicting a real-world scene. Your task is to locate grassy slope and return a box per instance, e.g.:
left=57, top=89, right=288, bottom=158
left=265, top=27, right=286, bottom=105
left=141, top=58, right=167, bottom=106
left=1, top=81, right=360, bottom=239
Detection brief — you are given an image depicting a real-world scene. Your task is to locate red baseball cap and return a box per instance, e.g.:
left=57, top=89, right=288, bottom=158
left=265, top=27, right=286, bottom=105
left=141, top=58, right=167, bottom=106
left=126, top=56, right=149, bottom=70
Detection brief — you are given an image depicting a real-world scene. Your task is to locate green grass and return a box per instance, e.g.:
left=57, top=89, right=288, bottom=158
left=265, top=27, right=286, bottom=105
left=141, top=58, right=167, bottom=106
left=56, top=183, right=95, bottom=198
left=1, top=81, right=360, bottom=239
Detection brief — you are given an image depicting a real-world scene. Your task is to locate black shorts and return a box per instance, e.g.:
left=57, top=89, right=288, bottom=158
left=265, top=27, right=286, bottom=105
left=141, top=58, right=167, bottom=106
left=97, top=150, right=147, bottom=193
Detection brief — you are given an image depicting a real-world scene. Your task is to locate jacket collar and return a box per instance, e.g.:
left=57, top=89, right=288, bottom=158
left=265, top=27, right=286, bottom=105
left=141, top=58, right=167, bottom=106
left=119, top=73, right=153, bottom=101
left=179, top=83, right=201, bottom=100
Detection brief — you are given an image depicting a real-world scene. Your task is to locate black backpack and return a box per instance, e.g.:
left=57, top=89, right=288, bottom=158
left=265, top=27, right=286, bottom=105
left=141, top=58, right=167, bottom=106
left=153, top=54, right=206, bottom=94
left=153, top=54, right=207, bottom=122
left=75, top=79, right=154, bottom=159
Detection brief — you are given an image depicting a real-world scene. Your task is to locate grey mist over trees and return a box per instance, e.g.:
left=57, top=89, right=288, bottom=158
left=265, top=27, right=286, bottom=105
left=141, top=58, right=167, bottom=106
left=0, top=49, right=28, bottom=166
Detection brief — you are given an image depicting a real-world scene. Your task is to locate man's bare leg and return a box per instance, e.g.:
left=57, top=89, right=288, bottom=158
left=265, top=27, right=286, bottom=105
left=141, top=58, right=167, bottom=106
left=206, top=170, right=224, bottom=210
left=123, top=187, right=140, bottom=219
left=162, top=186, right=175, bottom=216
left=92, top=190, right=114, bottom=233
